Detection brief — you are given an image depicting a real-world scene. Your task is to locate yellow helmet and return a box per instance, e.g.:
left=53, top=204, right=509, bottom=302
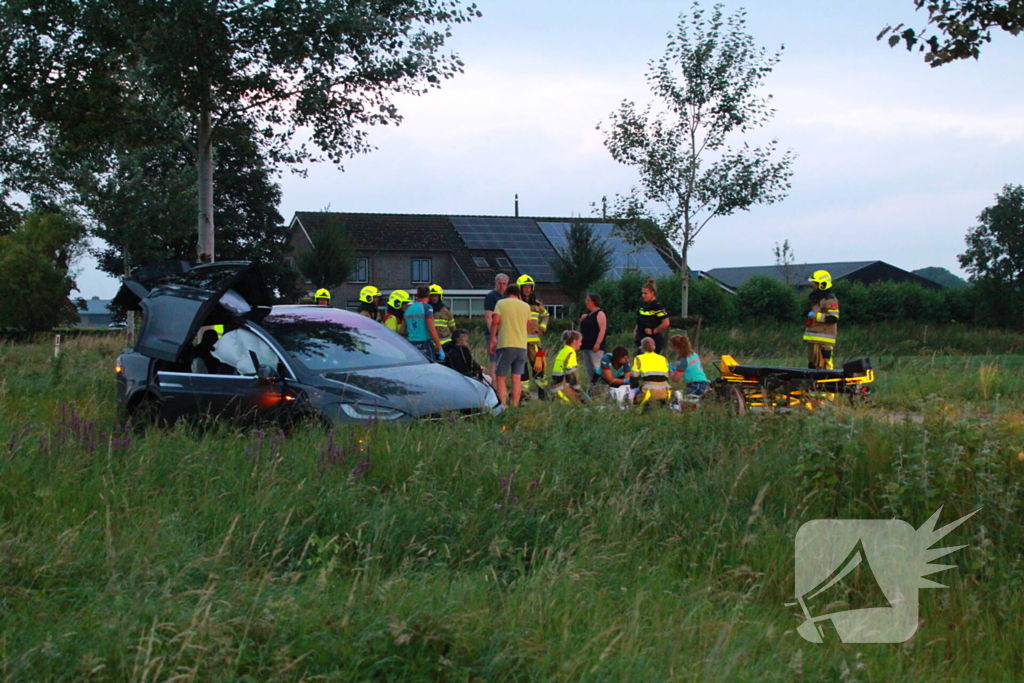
left=359, top=285, right=381, bottom=303
left=808, top=270, right=833, bottom=290
left=428, top=284, right=444, bottom=298
left=314, top=288, right=331, bottom=301
left=516, top=274, right=535, bottom=288
left=388, top=289, right=411, bottom=308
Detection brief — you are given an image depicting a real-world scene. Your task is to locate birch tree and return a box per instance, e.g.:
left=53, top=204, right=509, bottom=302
left=600, top=2, right=794, bottom=317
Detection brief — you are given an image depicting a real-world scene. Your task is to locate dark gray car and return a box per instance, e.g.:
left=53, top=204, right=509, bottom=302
left=114, top=261, right=502, bottom=425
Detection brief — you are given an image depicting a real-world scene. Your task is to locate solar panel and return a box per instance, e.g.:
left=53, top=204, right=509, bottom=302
left=449, top=217, right=559, bottom=282
left=537, top=222, right=675, bottom=281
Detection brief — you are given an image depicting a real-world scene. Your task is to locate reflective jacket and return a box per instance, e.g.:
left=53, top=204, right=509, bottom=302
left=551, top=345, right=580, bottom=388
left=433, top=304, right=454, bottom=341
left=803, top=291, right=840, bottom=345
left=630, top=352, right=670, bottom=390
left=526, top=298, right=549, bottom=345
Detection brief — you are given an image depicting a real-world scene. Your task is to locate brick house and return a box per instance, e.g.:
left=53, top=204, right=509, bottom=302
left=287, top=212, right=677, bottom=318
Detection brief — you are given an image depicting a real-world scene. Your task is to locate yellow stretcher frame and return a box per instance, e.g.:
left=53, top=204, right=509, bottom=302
left=713, top=354, right=874, bottom=413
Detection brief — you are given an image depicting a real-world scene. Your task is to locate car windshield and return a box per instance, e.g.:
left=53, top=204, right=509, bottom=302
left=258, top=308, right=427, bottom=371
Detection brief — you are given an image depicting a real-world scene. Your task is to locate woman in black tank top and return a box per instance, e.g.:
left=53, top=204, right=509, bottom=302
left=579, top=293, right=607, bottom=386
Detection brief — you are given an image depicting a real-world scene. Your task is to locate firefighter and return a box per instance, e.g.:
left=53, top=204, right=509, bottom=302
left=630, top=336, right=672, bottom=407
left=550, top=330, right=584, bottom=403
left=383, top=290, right=411, bottom=335
left=804, top=270, right=840, bottom=369
left=428, top=284, right=455, bottom=350
left=517, top=274, right=549, bottom=400
left=357, top=285, right=382, bottom=321
left=314, top=288, right=332, bottom=306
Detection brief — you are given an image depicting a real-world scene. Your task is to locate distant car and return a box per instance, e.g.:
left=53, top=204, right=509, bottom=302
left=113, top=261, right=502, bottom=426
left=108, top=321, right=127, bottom=329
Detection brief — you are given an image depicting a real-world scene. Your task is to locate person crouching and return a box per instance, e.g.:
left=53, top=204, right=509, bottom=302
left=667, top=334, right=710, bottom=399
left=630, top=336, right=671, bottom=407
left=550, top=330, right=585, bottom=403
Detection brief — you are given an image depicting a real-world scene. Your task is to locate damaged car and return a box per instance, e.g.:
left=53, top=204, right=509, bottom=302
left=113, top=261, right=503, bottom=426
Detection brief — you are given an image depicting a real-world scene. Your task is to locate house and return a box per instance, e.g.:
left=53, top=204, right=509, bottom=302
left=287, top=212, right=678, bottom=317
left=703, top=261, right=943, bottom=291
left=76, top=297, right=114, bottom=327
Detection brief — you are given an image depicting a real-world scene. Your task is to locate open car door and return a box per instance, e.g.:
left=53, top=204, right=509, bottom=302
left=113, top=261, right=272, bottom=363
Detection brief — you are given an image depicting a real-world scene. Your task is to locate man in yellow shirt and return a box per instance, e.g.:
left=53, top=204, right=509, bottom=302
left=488, top=284, right=531, bottom=407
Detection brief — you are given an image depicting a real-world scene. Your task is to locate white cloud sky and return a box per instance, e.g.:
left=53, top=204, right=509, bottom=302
left=73, top=0, right=1024, bottom=297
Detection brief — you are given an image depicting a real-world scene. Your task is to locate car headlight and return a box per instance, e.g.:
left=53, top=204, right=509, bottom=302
left=339, top=403, right=407, bottom=421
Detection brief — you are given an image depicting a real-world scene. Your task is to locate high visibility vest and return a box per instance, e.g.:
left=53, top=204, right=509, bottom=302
left=632, top=352, right=670, bottom=389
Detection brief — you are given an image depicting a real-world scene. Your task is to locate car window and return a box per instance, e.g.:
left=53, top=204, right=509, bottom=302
left=258, top=309, right=428, bottom=371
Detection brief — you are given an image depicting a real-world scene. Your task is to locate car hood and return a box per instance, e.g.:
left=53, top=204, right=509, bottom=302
left=318, top=362, right=500, bottom=418
left=113, top=261, right=272, bottom=362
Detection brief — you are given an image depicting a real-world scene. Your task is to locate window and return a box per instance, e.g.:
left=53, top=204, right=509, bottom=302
left=411, top=258, right=431, bottom=283
left=351, top=257, right=369, bottom=283
left=496, top=257, right=512, bottom=269
left=547, top=305, right=564, bottom=319
left=472, top=257, right=489, bottom=268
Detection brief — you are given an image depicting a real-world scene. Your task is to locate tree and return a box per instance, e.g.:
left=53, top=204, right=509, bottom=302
left=84, top=122, right=300, bottom=301
left=0, top=212, right=86, bottom=332
left=549, top=221, right=614, bottom=317
left=773, top=239, right=798, bottom=285
left=959, top=184, right=1024, bottom=322
left=879, top=1, right=1024, bottom=66
left=913, top=266, right=968, bottom=289
left=0, top=0, right=479, bottom=262
left=297, top=216, right=359, bottom=292
left=600, top=3, right=794, bottom=318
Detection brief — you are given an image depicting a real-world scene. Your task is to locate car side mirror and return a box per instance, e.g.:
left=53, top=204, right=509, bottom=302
left=257, top=365, right=279, bottom=383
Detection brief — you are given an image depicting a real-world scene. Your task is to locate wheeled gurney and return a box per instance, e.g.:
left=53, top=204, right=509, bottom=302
left=711, top=355, right=874, bottom=414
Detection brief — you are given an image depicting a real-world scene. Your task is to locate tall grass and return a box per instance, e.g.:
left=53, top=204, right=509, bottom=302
left=1, top=333, right=1023, bottom=681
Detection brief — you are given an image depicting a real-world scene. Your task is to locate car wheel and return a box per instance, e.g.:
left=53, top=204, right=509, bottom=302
left=728, top=386, right=747, bottom=416
left=130, top=396, right=164, bottom=432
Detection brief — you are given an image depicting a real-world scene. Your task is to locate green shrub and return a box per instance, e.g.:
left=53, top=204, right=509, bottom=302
left=735, top=275, right=801, bottom=324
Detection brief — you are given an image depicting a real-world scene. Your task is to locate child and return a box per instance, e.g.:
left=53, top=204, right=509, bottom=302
left=550, top=330, right=585, bottom=403
left=668, top=334, right=710, bottom=398
left=447, top=329, right=491, bottom=386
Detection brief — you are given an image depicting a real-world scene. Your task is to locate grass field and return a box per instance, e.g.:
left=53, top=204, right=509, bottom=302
left=1, top=326, right=1023, bottom=682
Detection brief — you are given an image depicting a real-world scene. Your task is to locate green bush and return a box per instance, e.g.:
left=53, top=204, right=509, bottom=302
left=735, top=275, right=801, bottom=324
left=690, top=277, right=737, bottom=325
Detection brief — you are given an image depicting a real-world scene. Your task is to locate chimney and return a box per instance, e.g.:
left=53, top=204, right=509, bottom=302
left=514, top=193, right=519, bottom=217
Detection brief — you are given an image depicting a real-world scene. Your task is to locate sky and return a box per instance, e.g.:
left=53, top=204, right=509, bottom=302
left=73, top=0, right=1024, bottom=298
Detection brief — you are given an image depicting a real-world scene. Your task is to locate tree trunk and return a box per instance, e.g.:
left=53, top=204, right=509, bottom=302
left=680, top=243, right=689, bottom=318
left=196, top=109, right=215, bottom=263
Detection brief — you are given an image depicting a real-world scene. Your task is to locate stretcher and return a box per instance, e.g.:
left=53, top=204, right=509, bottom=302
left=711, top=355, right=874, bottom=415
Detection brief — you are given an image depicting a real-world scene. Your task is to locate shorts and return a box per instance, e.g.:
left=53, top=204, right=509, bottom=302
left=495, top=347, right=527, bottom=377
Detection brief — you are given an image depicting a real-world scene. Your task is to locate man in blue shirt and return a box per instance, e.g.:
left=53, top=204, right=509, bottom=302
left=405, top=285, right=445, bottom=362
left=482, top=273, right=509, bottom=384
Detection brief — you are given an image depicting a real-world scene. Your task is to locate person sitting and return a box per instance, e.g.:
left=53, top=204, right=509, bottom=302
left=630, top=336, right=671, bottom=407
left=596, top=345, right=632, bottom=405
left=668, top=334, right=710, bottom=400
left=190, top=328, right=223, bottom=374
left=550, top=330, right=585, bottom=403
left=446, top=329, right=491, bottom=385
